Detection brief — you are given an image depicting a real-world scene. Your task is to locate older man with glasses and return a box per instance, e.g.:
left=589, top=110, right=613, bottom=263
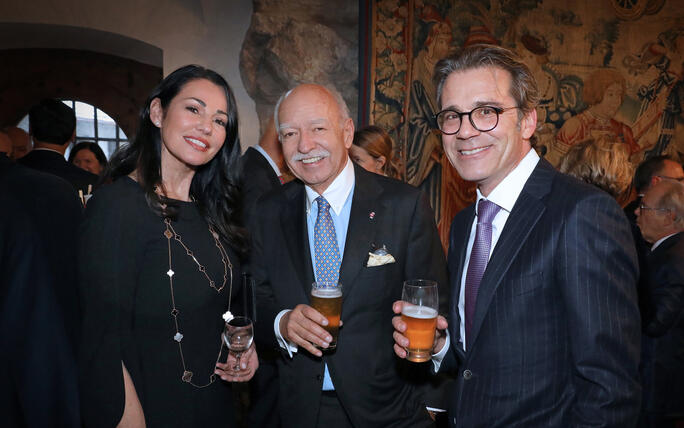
left=634, top=180, right=684, bottom=428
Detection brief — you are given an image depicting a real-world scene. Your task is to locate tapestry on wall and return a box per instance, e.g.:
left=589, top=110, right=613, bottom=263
left=363, top=0, right=684, bottom=250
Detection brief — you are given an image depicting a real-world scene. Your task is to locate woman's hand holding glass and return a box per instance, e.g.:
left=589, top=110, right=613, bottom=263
left=215, top=342, right=258, bottom=382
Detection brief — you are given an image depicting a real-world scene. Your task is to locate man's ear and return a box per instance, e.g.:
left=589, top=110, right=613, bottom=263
left=342, top=118, right=354, bottom=149
left=149, top=98, right=163, bottom=128
left=375, top=155, right=387, bottom=171
left=521, top=108, right=537, bottom=140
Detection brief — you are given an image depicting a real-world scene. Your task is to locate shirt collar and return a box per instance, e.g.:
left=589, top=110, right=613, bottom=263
left=475, top=148, right=540, bottom=214
left=253, top=144, right=281, bottom=176
left=305, top=157, right=355, bottom=216
left=651, top=232, right=680, bottom=251
left=34, top=147, right=65, bottom=156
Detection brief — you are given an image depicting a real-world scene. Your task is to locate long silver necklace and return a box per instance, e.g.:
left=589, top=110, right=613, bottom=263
left=163, top=217, right=234, bottom=388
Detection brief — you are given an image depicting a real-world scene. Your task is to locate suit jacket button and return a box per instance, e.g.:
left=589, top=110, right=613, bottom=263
left=463, top=369, right=472, bottom=380
left=316, top=374, right=322, bottom=381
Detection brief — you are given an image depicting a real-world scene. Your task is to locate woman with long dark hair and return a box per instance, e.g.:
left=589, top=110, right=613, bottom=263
left=78, top=65, right=256, bottom=427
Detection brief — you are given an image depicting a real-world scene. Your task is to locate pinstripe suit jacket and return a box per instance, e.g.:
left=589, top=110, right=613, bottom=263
left=443, top=159, right=642, bottom=427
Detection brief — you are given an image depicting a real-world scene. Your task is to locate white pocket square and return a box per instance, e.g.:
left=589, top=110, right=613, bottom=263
left=366, top=245, right=395, bottom=267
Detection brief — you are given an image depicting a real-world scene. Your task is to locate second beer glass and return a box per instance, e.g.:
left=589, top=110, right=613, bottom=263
left=401, top=279, right=438, bottom=362
left=310, top=281, right=343, bottom=349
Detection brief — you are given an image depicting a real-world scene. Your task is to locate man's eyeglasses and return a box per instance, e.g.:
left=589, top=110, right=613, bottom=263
left=655, top=175, right=684, bottom=182
left=638, top=203, right=671, bottom=213
left=434, top=106, right=518, bottom=135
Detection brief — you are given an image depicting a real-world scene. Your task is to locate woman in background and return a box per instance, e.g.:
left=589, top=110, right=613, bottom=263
left=78, top=65, right=257, bottom=427
left=68, top=141, right=107, bottom=175
left=350, top=125, right=399, bottom=178
left=559, top=136, right=634, bottom=202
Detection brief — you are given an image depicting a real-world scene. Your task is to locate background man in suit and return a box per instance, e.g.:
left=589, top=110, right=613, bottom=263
left=393, top=44, right=641, bottom=427
left=20, top=98, right=98, bottom=194
left=252, top=83, right=447, bottom=428
left=241, top=117, right=290, bottom=222
left=240, top=117, right=290, bottom=428
left=634, top=180, right=684, bottom=427
left=0, top=153, right=81, bottom=427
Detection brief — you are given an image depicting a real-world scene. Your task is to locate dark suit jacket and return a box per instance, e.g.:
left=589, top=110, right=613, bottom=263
left=443, top=159, right=641, bottom=427
left=252, top=164, right=448, bottom=428
left=640, top=232, right=684, bottom=416
left=240, top=146, right=284, bottom=428
left=240, top=146, right=282, bottom=227
left=0, top=156, right=80, bottom=427
left=20, top=149, right=98, bottom=194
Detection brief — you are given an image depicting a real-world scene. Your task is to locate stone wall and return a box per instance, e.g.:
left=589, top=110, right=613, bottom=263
left=240, top=0, right=359, bottom=135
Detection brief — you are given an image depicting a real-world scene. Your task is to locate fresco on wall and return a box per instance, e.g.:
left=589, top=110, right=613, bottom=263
left=366, top=0, right=684, bottom=250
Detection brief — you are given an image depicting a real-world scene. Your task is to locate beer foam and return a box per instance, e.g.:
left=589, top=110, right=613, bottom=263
left=312, top=288, right=342, bottom=298
left=402, top=305, right=437, bottom=319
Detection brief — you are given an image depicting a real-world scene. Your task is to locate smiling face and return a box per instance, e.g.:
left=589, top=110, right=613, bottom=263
left=73, top=148, right=103, bottom=175
left=277, top=84, right=354, bottom=194
left=440, top=67, right=536, bottom=196
left=150, top=78, right=228, bottom=176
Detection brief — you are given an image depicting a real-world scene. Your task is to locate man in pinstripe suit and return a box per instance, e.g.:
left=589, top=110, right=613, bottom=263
left=393, top=44, right=641, bottom=427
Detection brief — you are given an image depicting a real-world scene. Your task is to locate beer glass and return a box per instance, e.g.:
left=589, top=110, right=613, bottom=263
left=401, top=279, right=438, bottom=362
left=310, top=281, right=343, bottom=349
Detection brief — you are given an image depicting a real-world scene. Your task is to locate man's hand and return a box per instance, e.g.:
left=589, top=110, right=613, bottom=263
left=391, top=300, right=448, bottom=359
left=280, top=304, right=332, bottom=357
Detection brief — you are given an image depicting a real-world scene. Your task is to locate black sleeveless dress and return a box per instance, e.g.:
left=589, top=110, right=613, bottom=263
left=78, top=177, right=241, bottom=427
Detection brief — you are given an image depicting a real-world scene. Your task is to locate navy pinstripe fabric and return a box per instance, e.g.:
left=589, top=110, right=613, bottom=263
left=445, top=160, right=641, bottom=427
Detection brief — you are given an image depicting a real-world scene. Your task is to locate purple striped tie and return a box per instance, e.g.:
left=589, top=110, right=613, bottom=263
left=465, top=199, right=501, bottom=343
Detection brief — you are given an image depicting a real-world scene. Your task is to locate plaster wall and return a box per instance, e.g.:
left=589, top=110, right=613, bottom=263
left=0, top=0, right=259, bottom=149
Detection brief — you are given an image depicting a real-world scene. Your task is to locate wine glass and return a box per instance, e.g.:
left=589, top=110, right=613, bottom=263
left=222, top=316, right=254, bottom=370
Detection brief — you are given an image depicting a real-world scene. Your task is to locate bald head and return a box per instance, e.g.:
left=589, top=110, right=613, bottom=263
left=274, top=84, right=351, bottom=138
left=4, top=127, right=31, bottom=160
left=275, top=83, right=354, bottom=194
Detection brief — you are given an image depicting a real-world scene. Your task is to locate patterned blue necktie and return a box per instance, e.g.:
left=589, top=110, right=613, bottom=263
left=464, top=199, right=501, bottom=343
left=314, top=196, right=341, bottom=284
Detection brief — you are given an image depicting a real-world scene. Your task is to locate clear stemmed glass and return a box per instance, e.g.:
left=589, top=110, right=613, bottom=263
left=222, top=316, right=254, bottom=370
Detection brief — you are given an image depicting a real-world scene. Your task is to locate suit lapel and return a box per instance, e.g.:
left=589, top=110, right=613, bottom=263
left=448, top=207, right=474, bottom=358
left=469, top=160, right=554, bottom=350
left=280, top=184, right=315, bottom=298
left=339, top=166, right=382, bottom=298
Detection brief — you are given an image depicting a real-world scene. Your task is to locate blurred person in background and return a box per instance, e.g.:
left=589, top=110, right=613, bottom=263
left=558, top=137, right=634, bottom=201
left=350, top=125, right=399, bottom=178
left=68, top=141, right=107, bottom=176
left=4, top=126, right=32, bottom=160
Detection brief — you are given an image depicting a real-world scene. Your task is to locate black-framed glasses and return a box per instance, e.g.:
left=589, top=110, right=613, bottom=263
left=655, top=175, right=684, bottom=182
left=434, top=106, right=518, bottom=135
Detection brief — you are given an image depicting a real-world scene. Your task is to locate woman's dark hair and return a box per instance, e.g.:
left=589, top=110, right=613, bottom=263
left=105, top=64, right=247, bottom=257
left=68, top=141, right=108, bottom=169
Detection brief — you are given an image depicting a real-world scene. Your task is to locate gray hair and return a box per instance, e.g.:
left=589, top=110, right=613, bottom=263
left=433, top=44, right=540, bottom=117
left=273, top=83, right=351, bottom=140
left=655, top=180, right=684, bottom=229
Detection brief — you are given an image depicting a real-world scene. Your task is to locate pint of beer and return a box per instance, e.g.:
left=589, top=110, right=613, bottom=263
left=401, top=280, right=438, bottom=362
left=310, top=281, right=343, bottom=349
